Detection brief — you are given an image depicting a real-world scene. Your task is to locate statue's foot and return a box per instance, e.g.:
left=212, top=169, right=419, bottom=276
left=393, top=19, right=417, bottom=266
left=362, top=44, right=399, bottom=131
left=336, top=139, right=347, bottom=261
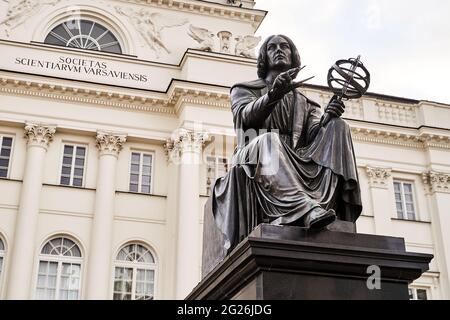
left=304, top=208, right=336, bottom=230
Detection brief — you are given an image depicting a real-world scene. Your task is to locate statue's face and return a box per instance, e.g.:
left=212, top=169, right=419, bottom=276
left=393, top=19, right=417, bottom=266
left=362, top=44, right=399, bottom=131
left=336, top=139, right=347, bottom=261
left=266, top=36, right=292, bottom=71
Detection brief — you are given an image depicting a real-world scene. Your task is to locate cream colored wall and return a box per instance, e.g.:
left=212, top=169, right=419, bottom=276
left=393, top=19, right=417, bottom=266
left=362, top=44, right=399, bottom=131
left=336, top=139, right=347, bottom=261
left=0, top=179, right=19, bottom=299
left=112, top=220, right=167, bottom=299
left=0, top=130, right=176, bottom=299
left=116, top=142, right=168, bottom=195
left=0, top=125, right=27, bottom=181
left=33, top=212, right=92, bottom=299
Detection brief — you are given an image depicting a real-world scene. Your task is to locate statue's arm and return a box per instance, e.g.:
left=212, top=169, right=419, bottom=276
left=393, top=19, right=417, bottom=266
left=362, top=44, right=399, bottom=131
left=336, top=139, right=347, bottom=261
left=306, top=102, right=324, bottom=144
left=230, top=86, right=279, bottom=129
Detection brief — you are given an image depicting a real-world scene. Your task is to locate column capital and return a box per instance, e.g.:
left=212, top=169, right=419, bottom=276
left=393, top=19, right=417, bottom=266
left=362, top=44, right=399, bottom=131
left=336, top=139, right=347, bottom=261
left=366, top=166, right=392, bottom=189
left=95, top=131, right=127, bottom=157
left=24, top=122, right=56, bottom=150
left=164, top=129, right=210, bottom=163
left=163, top=138, right=180, bottom=163
left=423, top=171, right=450, bottom=194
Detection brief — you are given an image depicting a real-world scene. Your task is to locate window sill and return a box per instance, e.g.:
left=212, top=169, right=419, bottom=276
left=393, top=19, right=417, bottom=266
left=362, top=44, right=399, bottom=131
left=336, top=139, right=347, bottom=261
left=115, top=190, right=167, bottom=198
left=43, top=183, right=96, bottom=191
left=391, top=218, right=431, bottom=224
left=0, top=177, right=22, bottom=183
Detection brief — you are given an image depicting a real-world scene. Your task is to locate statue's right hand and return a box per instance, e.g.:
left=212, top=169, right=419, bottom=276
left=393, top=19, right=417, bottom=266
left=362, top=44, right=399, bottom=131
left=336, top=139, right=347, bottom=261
left=268, top=67, right=303, bottom=102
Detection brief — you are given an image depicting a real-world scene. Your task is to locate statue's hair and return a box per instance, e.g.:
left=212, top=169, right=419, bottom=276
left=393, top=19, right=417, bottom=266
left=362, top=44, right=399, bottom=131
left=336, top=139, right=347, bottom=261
left=257, top=34, right=301, bottom=79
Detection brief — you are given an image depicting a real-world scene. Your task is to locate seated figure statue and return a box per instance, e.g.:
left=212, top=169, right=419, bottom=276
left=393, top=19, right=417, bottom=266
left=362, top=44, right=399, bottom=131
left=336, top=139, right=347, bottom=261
left=203, top=34, right=362, bottom=276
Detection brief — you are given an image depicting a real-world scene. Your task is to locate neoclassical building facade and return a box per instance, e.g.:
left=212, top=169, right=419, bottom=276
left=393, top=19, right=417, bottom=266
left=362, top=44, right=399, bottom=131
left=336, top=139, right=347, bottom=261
left=0, top=0, right=449, bottom=300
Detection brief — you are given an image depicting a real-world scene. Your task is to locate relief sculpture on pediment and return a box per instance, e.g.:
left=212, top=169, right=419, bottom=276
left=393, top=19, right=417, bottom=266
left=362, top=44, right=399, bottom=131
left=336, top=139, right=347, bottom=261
left=0, top=0, right=61, bottom=37
left=115, top=6, right=188, bottom=58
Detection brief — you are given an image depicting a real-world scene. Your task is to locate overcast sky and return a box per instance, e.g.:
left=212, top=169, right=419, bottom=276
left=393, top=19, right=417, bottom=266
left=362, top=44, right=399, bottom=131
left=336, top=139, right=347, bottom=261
left=254, top=0, right=450, bottom=104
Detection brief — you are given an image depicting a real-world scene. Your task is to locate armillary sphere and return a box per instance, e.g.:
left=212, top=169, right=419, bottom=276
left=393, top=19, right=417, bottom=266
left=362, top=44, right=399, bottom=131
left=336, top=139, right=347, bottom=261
left=322, top=55, right=370, bottom=126
left=327, top=55, right=371, bottom=100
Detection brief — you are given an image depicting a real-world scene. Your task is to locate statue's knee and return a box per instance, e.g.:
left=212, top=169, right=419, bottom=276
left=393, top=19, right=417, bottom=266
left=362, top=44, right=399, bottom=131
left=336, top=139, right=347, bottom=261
left=261, top=132, right=282, bottom=147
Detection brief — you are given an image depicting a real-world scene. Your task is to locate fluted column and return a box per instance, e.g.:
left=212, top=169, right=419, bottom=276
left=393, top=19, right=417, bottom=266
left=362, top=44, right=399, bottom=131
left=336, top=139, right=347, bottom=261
left=85, top=132, right=126, bottom=300
left=423, top=171, right=450, bottom=298
left=7, top=123, right=55, bottom=299
left=366, top=166, right=393, bottom=236
left=167, top=129, right=209, bottom=299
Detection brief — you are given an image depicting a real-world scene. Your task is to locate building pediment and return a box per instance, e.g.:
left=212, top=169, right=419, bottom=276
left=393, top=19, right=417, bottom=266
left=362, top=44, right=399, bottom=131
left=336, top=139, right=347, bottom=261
left=0, top=0, right=265, bottom=63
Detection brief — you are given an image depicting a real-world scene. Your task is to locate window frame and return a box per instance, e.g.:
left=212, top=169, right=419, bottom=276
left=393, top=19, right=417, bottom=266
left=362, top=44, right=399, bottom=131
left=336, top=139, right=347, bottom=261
left=128, top=150, right=155, bottom=194
left=59, top=143, right=88, bottom=187
left=206, top=155, right=229, bottom=196
left=0, top=134, right=14, bottom=179
left=112, top=243, right=157, bottom=300
left=393, top=180, right=418, bottom=221
left=34, top=236, right=84, bottom=300
left=409, top=286, right=429, bottom=300
left=0, top=237, right=5, bottom=297
left=44, top=19, right=123, bottom=54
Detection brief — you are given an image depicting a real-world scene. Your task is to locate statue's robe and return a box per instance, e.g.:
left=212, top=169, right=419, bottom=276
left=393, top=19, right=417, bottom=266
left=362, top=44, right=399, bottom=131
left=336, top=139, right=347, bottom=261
left=202, top=79, right=362, bottom=277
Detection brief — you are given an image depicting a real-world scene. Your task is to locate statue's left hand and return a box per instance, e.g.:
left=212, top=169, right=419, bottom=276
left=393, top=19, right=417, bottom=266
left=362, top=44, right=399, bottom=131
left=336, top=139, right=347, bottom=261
left=325, top=95, right=345, bottom=118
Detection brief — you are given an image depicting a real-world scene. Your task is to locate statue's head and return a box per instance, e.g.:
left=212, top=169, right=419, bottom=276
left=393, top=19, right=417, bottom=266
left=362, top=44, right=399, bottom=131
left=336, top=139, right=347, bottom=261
left=257, top=34, right=301, bottom=79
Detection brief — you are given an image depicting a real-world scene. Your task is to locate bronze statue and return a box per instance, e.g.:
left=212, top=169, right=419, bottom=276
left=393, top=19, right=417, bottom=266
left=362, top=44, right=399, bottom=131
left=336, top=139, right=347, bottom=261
left=202, top=35, right=363, bottom=276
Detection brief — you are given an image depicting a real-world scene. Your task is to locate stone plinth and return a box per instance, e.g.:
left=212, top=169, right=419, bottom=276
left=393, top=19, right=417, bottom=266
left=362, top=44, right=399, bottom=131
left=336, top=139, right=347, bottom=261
left=188, top=224, right=433, bottom=300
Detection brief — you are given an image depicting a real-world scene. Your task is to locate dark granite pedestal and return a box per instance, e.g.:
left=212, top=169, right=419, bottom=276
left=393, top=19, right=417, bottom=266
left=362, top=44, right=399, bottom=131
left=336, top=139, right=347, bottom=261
left=187, top=224, right=433, bottom=300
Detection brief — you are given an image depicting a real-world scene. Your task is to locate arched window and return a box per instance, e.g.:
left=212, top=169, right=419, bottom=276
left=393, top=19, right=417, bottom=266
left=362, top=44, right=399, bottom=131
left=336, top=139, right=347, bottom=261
left=35, top=237, right=83, bottom=300
left=113, top=243, right=156, bottom=300
left=0, top=237, right=5, bottom=288
left=44, top=19, right=122, bottom=54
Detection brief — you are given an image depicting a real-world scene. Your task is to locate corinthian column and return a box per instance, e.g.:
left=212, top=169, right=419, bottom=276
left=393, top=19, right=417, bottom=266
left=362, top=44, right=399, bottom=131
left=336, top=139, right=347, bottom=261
left=85, top=132, right=126, bottom=300
left=167, top=129, right=209, bottom=299
left=7, top=123, right=55, bottom=299
left=366, top=166, right=393, bottom=236
left=423, top=171, right=450, bottom=298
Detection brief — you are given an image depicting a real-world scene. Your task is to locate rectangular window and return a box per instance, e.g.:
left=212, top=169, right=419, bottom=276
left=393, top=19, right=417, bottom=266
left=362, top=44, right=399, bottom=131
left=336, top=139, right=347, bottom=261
left=135, top=269, right=154, bottom=300
left=60, top=145, right=86, bottom=187
left=36, top=261, right=58, bottom=300
left=0, top=239, right=4, bottom=285
left=206, top=156, right=229, bottom=196
left=0, top=136, right=13, bottom=178
left=129, top=152, right=153, bottom=194
left=409, top=287, right=428, bottom=300
left=59, top=263, right=81, bottom=300
left=36, top=261, right=81, bottom=300
left=394, top=181, right=416, bottom=221
left=113, top=267, right=154, bottom=300
left=0, top=256, right=3, bottom=282
left=113, top=267, right=133, bottom=300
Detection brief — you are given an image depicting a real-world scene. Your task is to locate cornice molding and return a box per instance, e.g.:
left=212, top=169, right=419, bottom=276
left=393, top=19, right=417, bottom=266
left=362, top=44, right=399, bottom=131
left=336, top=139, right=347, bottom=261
left=351, top=127, right=450, bottom=150
left=2, top=75, right=450, bottom=151
left=420, top=134, right=450, bottom=149
left=0, top=75, right=230, bottom=115
left=119, top=0, right=266, bottom=28
left=0, top=77, right=175, bottom=114
left=24, top=122, right=56, bottom=150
